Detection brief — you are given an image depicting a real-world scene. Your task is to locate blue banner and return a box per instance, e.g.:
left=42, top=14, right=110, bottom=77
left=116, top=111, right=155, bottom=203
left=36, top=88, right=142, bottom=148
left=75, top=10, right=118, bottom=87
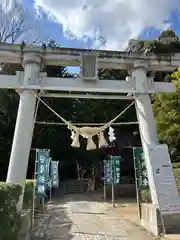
left=35, top=149, right=50, bottom=198
left=104, top=156, right=121, bottom=185
left=50, top=161, right=59, bottom=188
left=112, top=156, right=121, bottom=184
left=133, top=147, right=148, bottom=188
left=104, top=160, right=112, bottom=184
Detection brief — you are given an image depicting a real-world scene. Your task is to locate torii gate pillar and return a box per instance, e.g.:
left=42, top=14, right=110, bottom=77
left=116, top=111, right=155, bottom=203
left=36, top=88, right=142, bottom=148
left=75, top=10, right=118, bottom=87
left=6, top=54, right=41, bottom=211
left=132, top=63, right=159, bottom=205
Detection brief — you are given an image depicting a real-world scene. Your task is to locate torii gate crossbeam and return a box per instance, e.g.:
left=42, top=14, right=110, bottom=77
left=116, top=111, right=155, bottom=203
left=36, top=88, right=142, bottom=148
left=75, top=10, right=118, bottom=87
left=0, top=71, right=175, bottom=93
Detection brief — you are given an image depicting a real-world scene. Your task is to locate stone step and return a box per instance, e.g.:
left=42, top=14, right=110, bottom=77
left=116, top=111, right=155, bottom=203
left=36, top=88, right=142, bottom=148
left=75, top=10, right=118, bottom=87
left=66, top=186, right=81, bottom=189
left=60, top=180, right=87, bottom=194
left=65, top=186, right=82, bottom=193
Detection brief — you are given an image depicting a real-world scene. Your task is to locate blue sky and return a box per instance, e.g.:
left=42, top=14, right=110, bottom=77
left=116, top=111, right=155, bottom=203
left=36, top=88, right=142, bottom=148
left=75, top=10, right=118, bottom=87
left=23, top=0, right=93, bottom=49
left=22, top=0, right=180, bottom=51
left=19, top=0, right=180, bottom=73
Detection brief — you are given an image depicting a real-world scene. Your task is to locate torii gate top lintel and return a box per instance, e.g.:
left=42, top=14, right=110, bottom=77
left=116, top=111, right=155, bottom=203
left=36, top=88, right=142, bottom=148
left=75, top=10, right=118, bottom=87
left=0, top=43, right=178, bottom=95
left=0, top=42, right=179, bottom=69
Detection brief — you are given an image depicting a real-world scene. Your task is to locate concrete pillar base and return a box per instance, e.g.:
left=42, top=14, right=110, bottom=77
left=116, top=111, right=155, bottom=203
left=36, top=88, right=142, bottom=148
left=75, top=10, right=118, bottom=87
left=141, top=203, right=180, bottom=236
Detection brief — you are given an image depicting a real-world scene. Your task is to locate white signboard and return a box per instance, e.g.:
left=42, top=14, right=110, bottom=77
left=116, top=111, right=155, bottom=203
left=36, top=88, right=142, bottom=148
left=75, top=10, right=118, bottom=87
left=148, top=144, right=180, bottom=215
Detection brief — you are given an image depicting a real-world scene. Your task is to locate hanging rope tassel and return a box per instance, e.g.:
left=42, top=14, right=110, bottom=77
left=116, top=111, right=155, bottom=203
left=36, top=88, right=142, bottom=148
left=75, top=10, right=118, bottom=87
left=98, top=132, right=108, bottom=148
left=71, top=130, right=80, bottom=148
left=86, top=136, right=96, bottom=150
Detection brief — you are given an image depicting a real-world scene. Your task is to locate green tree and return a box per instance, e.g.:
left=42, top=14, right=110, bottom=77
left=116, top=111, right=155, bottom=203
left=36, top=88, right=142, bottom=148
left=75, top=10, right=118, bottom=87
left=127, top=30, right=180, bottom=54
left=153, top=67, right=180, bottom=161
left=0, top=0, right=42, bottom=44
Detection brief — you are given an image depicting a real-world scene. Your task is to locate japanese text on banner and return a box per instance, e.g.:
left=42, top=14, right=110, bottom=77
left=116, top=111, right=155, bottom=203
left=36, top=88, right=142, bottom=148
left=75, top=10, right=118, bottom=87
left=35, top=149, right=50, bottom=198
left=104, top=156, right=121, bottom=185
left=50, top=161, right=59, bottom=188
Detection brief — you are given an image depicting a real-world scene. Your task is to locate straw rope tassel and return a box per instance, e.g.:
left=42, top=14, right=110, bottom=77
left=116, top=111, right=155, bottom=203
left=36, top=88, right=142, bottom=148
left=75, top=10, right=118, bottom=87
left=86, top=136, right=96, bottom=150
left=71, top=130, right=80, bottom=148
left=98, top=132, right=108, bottom=148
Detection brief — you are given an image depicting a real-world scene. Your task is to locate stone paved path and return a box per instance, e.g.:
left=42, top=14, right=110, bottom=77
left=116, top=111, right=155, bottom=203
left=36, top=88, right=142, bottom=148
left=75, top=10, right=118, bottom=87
left=31, top=194, right=155, bottom=239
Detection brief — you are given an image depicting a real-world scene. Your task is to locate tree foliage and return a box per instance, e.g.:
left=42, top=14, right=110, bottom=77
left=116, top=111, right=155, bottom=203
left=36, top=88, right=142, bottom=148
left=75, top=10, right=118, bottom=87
left=127, top=30, right=180, bottom=54
left=0, top=0, right=41, bottom=44
left=0, top=182, right=22, bottom=239
left=159, top=29, right=179, bottom=40
left=153, top=67, right=180, bottom=161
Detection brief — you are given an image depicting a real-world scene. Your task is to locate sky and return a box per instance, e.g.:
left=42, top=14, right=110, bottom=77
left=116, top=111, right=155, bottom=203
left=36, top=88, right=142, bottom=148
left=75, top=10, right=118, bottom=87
left=1, top=0, right=180, bottom=50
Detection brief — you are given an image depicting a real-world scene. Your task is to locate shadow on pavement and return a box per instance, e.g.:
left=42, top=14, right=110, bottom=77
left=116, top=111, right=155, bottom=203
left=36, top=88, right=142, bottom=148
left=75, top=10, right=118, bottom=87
left=30, top=192, right=156, bottom=240
left=31, top=200, right=74, bottom=240
left=53, top=188, right=136, bottom=206
left=72, top=211, right=106, bottom=215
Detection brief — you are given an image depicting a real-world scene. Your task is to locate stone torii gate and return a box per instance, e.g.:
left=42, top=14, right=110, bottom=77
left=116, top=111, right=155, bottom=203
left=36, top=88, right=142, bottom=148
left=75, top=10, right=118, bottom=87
left=0, top=43, right=179, bottom=214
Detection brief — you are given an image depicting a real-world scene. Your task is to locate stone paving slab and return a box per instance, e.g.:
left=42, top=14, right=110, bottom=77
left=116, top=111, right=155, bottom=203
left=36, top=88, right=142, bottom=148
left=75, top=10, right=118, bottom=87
left=31, top=193, right=155, bottom=240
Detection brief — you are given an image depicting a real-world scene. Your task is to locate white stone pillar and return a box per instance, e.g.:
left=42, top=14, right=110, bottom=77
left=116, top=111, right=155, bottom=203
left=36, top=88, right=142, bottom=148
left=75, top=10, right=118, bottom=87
left=132, top=63, right=159, bottom=204
left=6, top=53, right=42, bottom=211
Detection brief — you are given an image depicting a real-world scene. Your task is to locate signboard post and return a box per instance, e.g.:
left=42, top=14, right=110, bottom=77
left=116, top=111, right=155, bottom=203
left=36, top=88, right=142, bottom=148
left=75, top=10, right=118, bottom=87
left=32, top=149, right=50, bottom=225
left=111, top=157, right=115, bottom=208
left=49, top=160, right=59, bottom=201
left=133, top=147, right=148, bottom=188
left=103, top=160, right=110, bottom=200
left=35, top=149, right=50, bottom=199
left=104, top=156, right=121, bottom=207
left=112, top=156, right=121, bottom=185
left=133, top=147, right=148, bottom=219
left=50, top=161, right=59, bottom=188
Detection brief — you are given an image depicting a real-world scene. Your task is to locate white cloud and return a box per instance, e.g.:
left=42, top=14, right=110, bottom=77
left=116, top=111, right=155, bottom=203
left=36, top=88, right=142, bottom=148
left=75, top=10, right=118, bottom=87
left=33, top=0, right=180, bottom=49
left=0, top=0, right=22, bottom=11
